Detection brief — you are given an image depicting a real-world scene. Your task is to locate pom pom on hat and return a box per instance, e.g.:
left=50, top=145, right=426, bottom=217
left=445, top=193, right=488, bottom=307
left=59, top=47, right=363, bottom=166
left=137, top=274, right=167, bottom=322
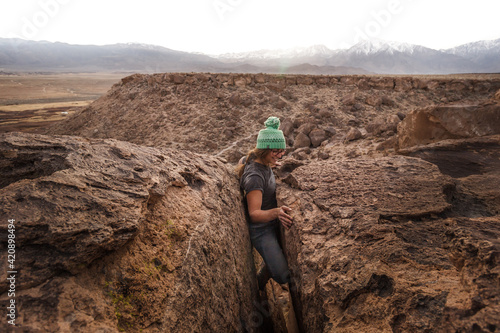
left=264, top=116, right=280, bottom=130
left=256, top=116, right=286, bottom=149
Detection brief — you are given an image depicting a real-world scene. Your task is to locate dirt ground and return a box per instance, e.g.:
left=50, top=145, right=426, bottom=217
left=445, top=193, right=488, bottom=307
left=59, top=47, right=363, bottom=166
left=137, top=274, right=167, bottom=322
left=0, top=72, right=125, bottom=133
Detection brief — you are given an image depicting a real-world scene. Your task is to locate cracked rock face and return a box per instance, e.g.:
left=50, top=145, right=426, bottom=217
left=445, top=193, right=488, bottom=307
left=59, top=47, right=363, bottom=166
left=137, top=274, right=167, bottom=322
left=277, top=154, right=500, bottom=332
left=3, top=73, right=500, bottom=332
left=397, top=101, right=500, bottom=150
left=0, top=132, right=260, bottom=332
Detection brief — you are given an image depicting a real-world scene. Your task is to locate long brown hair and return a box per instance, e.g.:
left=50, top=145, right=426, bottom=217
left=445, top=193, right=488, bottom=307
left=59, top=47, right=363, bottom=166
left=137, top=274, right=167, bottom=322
left=235, top=148, right=271, bottom=179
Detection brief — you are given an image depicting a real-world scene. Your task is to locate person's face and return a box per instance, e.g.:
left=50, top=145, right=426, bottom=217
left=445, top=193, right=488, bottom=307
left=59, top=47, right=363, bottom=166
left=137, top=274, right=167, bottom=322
left=265, top=149, right=286, bottom=166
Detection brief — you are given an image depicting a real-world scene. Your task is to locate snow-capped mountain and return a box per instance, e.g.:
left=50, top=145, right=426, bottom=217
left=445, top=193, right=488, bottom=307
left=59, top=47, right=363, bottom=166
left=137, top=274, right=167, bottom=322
left=216, top=44, right=337, bottom=61
left=1, top=37, right=498, bottom=74
left=215, top=38, right=500, bottom=74
left=215, top=44, right=341, bottom=67
left=445, top=38, right=500, bottom=58
left=0, top=38, right=365, bottom=74
left=330, top=39, right=478, bottom=74
left=444, top=38, right=500, bottom=73
left=346, top=39, right=423, bottom=55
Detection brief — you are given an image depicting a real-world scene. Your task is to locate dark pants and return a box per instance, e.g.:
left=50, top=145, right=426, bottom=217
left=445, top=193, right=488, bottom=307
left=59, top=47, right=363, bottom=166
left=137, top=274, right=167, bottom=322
left=248, top=220, right=291, bottom=284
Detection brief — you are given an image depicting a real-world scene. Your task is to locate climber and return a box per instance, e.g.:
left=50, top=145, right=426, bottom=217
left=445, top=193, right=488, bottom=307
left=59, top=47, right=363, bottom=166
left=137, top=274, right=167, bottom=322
left=236, top=116, right=293, bottom=290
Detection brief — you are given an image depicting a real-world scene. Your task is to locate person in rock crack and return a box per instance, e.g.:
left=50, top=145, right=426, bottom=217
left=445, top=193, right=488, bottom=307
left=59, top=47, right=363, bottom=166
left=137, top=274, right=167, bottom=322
left=236, top=116, right=294, bottom=290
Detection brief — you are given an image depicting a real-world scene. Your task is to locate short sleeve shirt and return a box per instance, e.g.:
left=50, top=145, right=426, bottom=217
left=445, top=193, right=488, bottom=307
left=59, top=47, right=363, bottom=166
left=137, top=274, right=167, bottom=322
left=240, top=161, right=278, bottom=212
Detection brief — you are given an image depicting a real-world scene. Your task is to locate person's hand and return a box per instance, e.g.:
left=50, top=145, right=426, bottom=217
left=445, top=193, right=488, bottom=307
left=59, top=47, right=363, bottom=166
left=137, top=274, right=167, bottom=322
left=278, top=206, right=293, bottom=229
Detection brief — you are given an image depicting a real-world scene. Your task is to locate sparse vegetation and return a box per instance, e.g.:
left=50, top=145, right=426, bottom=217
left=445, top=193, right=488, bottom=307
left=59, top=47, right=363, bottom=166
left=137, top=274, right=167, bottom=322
left=104, top=280, right=139, bottom=332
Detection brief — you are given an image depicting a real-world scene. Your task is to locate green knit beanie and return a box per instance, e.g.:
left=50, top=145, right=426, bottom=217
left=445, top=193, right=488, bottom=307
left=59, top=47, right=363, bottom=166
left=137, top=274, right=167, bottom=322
left=256, top=116, right=286, bottom=149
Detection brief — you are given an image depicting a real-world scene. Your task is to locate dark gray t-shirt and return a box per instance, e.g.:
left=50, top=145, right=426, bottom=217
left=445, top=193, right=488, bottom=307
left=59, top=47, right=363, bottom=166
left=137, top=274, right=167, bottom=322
left=240, top=160, right=278, bottom=212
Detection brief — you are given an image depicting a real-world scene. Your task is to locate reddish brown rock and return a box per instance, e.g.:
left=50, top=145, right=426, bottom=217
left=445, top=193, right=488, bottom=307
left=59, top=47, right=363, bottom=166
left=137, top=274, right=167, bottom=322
left=342, top=94, right=357, bottom=106
left=449, top=80, right=471, bottom=91
left=412, top=79, right=429, bottom=90
left=171, top=74, right=186, bottom=84
left=345, top=127, right=362, bottom=141
left=315, top=77, right=329, bottom=85
left=0, top=132, right=260, bottom=332
left=254, top=74, right=266, bottom=84
left=376, top=136, right=397, bottom=151
left=121, top=74, right=140, bottom=85
left=280, top=118, right=294, bottom=137
left=397, top=102, right=500, bottom=150
left=399, top=135, right=500, bottom=215
left=394, top=77, right=413, bottom=92
left=369, top=77, right=395, bottom=90
left=366, top=121, right=386, bottom=136
left=41, top=73, right=500, bottom=164
left=356, top=79, right=371, bottom=90
left=229, top=92, right=242, bottom=105
left=277, top=156, right=499, bottom=332
left=294, top=132, right=311, bottom=148
left=339, top=77, right=358, bottom=86
left=308, top=128, right=328, bottom=147
left=195, top=73, right=210, bottom=82
left=365, top=95, right=383, bottom=107
left=296, top=76, right=314, bottom=85
left=285, top=76, right=297, bottom=85
left=381, top=95, right=395, bottom=106
left=5, top=72, right=500, bottom=332
left=272, top=96, right=287, bottom=109
left=427, top=80, right=442, bottom=90
left=297, top=123, right=316, bottom=136
left=232, top=75, right=251, bottom=87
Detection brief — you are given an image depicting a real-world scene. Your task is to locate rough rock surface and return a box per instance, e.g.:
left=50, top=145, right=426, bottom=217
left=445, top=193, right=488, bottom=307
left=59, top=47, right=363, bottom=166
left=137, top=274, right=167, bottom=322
left=277, top=154, right=500, bottom=332
left=44, top=73, right=500, bottom=162
left=397, top=101, right=500, bottom=150
left=0, top=132, right=261, bottom=332
left=5, top=73, right=500, bottom=332
left=399, top=135, right=500, bottom=216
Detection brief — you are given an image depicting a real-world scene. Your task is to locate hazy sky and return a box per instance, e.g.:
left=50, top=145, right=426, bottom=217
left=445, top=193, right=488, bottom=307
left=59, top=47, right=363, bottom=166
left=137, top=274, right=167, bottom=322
left=1, top=0, right=499, bottom=54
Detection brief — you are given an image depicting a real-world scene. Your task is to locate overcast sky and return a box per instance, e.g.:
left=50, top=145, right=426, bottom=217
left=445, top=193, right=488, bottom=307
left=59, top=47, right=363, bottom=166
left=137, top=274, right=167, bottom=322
left=1, top=0, right=499, bottom=54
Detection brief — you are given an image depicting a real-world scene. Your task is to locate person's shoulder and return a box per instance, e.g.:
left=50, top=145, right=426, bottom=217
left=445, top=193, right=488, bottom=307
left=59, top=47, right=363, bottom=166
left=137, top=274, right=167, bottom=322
left=242, top=161, right=256, bottom=176
left=242, top=161, right=264, bottom=179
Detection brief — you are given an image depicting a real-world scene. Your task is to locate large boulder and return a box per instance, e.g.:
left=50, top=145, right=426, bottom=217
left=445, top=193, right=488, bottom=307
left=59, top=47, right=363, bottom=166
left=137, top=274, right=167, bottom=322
left=399, top=135, right=500, bottom=215
left=397, top=102, right=500, bottom=150
left=277, top=156, right=500, bottom=332
left=0, top=133, right=261, bottom=332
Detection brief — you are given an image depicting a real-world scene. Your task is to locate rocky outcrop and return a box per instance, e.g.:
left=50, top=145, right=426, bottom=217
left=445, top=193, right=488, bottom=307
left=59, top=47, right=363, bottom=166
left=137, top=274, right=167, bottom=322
left=399, top=135, right=500, bottom=216
left=5, top=72, right=500, bottom=332
left=397, top=101, right=500, bottom=150
left=44, top=73, right=500, bottom=163
left=0, top=132, right=261, bottom=332
left=276, top=154, right=500, bottom=332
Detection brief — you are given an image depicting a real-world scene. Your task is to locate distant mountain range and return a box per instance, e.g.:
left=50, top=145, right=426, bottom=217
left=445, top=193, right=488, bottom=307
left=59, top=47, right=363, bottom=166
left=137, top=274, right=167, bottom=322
left=215, top=38, right=500, bottom=74
left=0, top=37, right=499, bottom=75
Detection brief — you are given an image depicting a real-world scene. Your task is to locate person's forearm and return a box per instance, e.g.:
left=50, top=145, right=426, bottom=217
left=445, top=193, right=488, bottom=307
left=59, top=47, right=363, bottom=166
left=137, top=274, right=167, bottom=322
left=249, top=208, right=279, bottom=223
